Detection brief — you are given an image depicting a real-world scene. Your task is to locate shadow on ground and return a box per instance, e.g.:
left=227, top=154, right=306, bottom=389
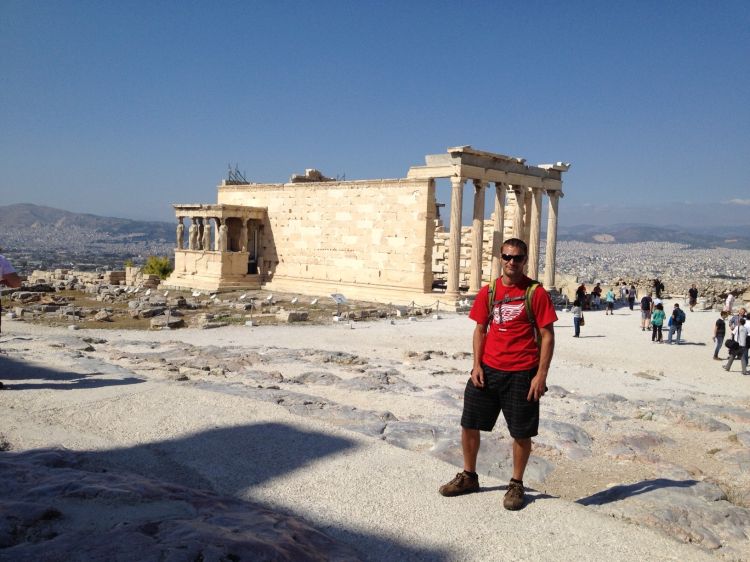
left=0, top=355, right=144, bottom=391
left=576, top=478, right=699, bottom=506
left=0, top=422, right=450, bottom=561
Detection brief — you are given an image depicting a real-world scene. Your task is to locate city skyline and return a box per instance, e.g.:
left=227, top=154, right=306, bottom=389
left=1, top=2, right=748, bottom=225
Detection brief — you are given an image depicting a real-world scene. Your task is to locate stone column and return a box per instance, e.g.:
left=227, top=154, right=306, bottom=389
left=511, top=186, right=525, bottom=239
left=490, top=183, right=506, bottom=282
left=528, top=188, right=543, bottom=279
left=256, top=225, right=264, bottom=279
left=202, top=217, right=211, bottom=251
left=469, top=180, right=486, bottom=293
left=523, top=189, right=533, bottom=244
left=446, top=176, right=465, bottom=298
left=543, top=191, right=561, bottom=289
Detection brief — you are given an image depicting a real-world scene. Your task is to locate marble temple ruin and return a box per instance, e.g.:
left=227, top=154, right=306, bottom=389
left=163, top=146, right=570, bottom=304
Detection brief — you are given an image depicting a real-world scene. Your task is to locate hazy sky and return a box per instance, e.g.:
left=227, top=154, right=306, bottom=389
left=1, top=1, right=748, bottom=226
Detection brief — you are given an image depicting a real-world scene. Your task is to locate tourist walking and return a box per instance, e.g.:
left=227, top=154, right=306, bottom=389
left=651, top=303, right=666, bottom=342
left=688, top=284, right=698, bottom=312
left=619, top=282, right=629, bottom=304
left=572, top=299, right=582, bottom=337
left=438, top=238, right=557, bottom=511
left=724, top=292, right=736, bottom=313
left=653, top=278, right=664, bottom=299
left=576, top=284, right=587, bottom=309
left=627, top=284, right=637, bottom=311
left=605, top=287, right=615, bottom=315
left=713, top=311, right=727, bottom=360
left=724, top=318, right=748, bottom=375
left=667, top=303, right=686, bottom=344
left=591, top=283, right=602, bottom=310
left=640, top=292, right=653, bottom=331
left=728, top=308, right=746, bottom=332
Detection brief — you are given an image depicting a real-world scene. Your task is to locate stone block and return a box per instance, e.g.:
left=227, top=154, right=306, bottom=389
left=275, top=310, right=309, bottom=323
left=150, top=315, right=185, bottom=329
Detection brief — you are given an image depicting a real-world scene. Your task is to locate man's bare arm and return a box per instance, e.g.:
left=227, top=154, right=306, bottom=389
left=528, top=324, right=554, bottom=401
left=470, top=323, right=486, bottom=387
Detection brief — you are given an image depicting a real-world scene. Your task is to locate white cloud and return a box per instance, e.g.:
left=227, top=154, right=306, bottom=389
left=725, top=199, right=750, bottom=206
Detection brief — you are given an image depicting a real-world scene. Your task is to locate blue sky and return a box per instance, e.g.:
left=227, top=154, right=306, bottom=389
left=1, top=1, right=748, bottom=226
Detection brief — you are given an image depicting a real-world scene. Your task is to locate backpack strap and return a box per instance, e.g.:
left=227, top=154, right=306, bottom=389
left=525, top=281, right=541, bottom=349
left=486, top=278, right=498, bottom=330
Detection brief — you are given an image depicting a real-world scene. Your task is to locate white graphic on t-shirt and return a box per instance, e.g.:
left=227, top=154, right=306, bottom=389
left=493, top=301, right=525, bottom=326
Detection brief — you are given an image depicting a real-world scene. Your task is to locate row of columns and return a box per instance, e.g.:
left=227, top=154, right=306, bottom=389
left=445, top=178, right=560, bottom=298
left=177, top=217, right=230, bottom=252
left=176, top=216, right=256, bottom=254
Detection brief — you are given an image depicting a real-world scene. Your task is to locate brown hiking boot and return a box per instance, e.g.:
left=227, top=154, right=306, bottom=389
left=439, top=472, right=479, bottom=497
left=503, top=480, right=525, bottom=510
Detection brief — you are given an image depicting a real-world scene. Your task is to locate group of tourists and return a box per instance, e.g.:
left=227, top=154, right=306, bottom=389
left=717, top=307, right=749, bottom=375
left=575, top=281, right=637, bottom=314
left=637, top=291, right=686, bottom=344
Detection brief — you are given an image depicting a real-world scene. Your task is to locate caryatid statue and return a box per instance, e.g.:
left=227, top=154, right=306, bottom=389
left=218, top=224, right=228, bottom=252
left=188, top=222, right=199, bottom=250
left=202, top=219, right=211, bottom=251
left=176, top=220, right=184, bottom=249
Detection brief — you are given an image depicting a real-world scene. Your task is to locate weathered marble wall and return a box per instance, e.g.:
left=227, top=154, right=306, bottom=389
left=218, top=179, right=436, bottom=299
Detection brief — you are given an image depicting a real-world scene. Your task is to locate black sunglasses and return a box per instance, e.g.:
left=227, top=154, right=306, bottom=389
left=501, top=253, right=526, bottom=263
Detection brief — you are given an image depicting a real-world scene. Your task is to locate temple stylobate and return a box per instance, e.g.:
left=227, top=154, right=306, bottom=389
left=407, top=146, right=570, bottom=297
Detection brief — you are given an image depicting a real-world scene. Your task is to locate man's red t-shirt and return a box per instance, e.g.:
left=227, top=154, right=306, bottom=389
left=469, top=276, right=557, bottom=371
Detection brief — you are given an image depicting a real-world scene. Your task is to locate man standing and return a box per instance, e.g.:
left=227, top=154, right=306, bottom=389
left=439, top=238, right=557, bottom=510
left=667, top=303, right=685, bottom=344
left=688, top=284, right=699, bottom=312
left=640, top=292, right=653, bottom=331
left=713, top=311, right=727, bottom=360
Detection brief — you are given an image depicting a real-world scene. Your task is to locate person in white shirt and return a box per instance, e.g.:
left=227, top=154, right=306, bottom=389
left=725, top=293, right=736, bottom=313
left=724, top=317, right=748, bottom=375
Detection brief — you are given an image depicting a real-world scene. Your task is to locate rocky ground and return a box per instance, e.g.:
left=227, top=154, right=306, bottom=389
left=1, top=301, right=749, bottom=560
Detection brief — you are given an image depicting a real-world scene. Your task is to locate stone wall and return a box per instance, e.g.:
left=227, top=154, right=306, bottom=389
left=218, top=179, right=436, bottom=300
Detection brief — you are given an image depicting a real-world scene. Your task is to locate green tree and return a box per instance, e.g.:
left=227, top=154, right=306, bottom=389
left=124, top=258, right=134, bottom=268
left=142, top=256, right=173, bottom=279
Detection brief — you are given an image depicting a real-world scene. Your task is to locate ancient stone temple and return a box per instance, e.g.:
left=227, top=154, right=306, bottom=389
left=163, top=146, right=570, bottom=304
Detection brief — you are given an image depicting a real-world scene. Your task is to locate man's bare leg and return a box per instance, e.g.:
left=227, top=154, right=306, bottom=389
left=512, top=437, right=532, bottom=481
left=462, top=428, right=480, bottom=472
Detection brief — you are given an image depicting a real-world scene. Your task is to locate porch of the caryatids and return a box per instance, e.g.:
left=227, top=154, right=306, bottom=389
left=445, top=176, right=465, bottom=299
left=469, top=179, right=486, bottom=293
